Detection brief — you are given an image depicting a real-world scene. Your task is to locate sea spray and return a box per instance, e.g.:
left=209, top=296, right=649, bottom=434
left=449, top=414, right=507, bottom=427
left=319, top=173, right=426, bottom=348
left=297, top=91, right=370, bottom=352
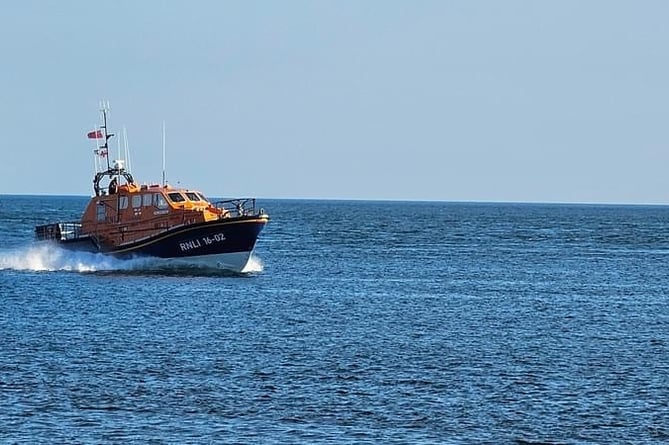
left=0, top=244, right=131, bottom=272
left=242, top=254, right=264, bottom=273
left=0, top=243, right=264, bottom=275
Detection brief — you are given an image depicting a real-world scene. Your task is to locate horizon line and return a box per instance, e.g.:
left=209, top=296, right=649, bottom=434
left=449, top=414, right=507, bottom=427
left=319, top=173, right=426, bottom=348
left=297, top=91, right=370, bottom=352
left=2, top=192, right=668, bottom=207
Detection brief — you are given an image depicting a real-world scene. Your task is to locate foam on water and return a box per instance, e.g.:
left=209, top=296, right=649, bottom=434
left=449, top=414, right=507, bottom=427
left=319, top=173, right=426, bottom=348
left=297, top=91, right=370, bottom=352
left=0, top=244, right=125, bottom=272
left=242, top=254, right=264, bottom=273
left=0, top=243, right=264, bottom=275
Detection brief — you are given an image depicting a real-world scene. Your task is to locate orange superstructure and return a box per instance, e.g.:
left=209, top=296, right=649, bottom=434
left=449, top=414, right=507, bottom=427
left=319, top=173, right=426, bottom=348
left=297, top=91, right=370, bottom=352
left=79, top=179, right=230, bottom=249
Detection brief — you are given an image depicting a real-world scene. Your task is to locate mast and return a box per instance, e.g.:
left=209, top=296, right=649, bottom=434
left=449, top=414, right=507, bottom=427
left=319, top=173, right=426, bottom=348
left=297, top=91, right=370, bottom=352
left=91, top=101, right=133, bottom=196
left=99, top=100, right=114, bottom=171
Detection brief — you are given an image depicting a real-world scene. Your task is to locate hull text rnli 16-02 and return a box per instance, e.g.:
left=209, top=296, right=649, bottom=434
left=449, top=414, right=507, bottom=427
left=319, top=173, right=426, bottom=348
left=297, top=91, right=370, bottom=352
left=35, top=104, right=269, bottom=272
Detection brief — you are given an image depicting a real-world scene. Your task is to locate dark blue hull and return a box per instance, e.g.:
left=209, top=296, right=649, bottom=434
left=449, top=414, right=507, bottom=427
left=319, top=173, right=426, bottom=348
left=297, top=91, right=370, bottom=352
left=108, top=216, right=268, bottom=259
left=37, top=216, right=268, bottom=271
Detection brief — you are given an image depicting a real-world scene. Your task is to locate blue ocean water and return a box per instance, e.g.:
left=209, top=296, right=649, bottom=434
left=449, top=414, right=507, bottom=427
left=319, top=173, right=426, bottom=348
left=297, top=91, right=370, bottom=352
left=1, top=196, right=669, bottom=443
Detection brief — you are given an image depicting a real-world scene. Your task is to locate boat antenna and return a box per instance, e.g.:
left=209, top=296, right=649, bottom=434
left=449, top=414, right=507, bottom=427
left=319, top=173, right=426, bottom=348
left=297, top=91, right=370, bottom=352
left=123, top=126, right=131, bottom=173
left=162, top=120, right=166, bottom=186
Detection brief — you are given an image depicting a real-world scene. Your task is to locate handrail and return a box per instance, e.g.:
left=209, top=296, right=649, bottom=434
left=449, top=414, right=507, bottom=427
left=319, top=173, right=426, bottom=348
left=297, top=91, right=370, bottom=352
left=35, top=222, right=84, bottom=241
left=213, top=198, right=262, bottom=217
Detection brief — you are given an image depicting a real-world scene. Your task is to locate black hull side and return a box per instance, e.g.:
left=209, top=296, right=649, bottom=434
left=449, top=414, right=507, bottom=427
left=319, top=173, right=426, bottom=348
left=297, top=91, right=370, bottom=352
left=106, top=217, right=268, bottom=259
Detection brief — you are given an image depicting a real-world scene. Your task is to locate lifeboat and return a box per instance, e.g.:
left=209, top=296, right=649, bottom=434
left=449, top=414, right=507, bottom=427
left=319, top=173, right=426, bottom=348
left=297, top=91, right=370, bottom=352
left=35, top=104, right=269, bottom=272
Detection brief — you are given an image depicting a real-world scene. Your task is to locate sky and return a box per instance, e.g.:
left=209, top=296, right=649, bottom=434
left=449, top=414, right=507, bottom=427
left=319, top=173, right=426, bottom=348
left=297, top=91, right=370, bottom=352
left=1, top=1, right=668, bottom=203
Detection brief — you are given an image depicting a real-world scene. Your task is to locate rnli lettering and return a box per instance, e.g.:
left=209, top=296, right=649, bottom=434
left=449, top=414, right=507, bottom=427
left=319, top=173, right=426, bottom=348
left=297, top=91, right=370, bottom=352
left=179, top=239, right=202, bottom=251
left=179, top=233, right=227, bottom=252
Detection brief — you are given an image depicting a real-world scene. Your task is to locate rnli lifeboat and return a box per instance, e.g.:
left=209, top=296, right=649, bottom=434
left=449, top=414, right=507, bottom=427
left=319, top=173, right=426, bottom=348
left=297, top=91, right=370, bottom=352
left=35, top=105, right=269, bottom=272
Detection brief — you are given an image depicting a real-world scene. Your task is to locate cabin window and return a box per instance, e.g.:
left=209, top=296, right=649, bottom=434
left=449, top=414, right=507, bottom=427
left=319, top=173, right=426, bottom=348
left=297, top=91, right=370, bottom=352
left=143, top=194, right=152, bottom=207
left=119, top=196, right=129, bottom=209
left=185, top=192, right=200, bottom=201
left=96, top=203, right=106, bottom=222
left=168, top=192, right=186, bottom=203
left=154, top=194, right=168, bottom=209
left=132, top=195, right=142, bottom=208
left=197, top=193, right=208, bottom=202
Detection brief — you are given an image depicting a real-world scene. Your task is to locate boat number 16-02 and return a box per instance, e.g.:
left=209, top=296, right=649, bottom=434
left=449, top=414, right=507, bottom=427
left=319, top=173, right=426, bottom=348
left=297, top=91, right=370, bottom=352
left=179, top=233, right=227, bottom=252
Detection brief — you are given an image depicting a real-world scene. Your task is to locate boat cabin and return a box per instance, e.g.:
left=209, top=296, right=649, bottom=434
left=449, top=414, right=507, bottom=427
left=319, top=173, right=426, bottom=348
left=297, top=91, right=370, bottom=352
left=80, top=161, right=229, bottom=248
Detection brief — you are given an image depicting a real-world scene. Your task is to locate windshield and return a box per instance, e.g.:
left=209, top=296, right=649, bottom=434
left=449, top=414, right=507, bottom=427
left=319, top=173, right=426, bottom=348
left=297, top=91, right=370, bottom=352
left=185, top=192, right=201, bottom=201
left=167, top=192, right=186, bottom=203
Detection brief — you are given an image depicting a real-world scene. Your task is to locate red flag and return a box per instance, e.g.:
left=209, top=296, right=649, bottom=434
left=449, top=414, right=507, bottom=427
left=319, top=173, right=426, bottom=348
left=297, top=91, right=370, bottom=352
left=87, top=130, right=103, bottom=139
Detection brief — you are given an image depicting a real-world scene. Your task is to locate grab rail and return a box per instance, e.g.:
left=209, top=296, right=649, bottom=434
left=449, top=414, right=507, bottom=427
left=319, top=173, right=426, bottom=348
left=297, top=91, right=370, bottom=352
left=35, top=222, right=84, bottom=241
left=213, top=198, right=263, bottom=217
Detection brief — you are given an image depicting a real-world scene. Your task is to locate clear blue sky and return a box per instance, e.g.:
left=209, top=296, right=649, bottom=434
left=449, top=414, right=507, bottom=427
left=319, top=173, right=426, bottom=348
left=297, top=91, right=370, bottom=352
left=1, top=1, right=668, bottom=203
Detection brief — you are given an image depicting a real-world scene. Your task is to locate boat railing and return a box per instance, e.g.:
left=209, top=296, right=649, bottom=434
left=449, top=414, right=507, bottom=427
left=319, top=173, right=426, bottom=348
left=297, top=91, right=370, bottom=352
left=35, top=222, right=84, bottom=242
left=213, top=198, right=264, bottom=218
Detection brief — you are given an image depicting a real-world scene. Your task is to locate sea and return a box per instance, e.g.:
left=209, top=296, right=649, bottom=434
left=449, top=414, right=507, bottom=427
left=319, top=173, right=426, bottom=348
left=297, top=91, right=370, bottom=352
left=1, top=195, right=668, bottom=444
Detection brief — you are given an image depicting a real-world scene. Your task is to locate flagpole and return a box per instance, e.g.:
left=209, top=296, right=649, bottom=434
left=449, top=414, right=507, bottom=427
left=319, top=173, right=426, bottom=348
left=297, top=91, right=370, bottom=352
left=92, top=127, right=98, bottom=179
left=90, top=126, right=102, bottom=174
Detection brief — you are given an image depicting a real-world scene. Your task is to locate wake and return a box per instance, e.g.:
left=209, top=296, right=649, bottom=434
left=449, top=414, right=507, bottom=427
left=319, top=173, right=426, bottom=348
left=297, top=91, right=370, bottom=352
left=0, top=243, right=264, bottom=276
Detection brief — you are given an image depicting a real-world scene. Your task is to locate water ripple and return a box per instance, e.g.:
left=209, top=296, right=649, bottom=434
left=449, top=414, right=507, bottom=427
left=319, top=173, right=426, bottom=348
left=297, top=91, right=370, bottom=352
left=1, top=199, right=669, bottom=442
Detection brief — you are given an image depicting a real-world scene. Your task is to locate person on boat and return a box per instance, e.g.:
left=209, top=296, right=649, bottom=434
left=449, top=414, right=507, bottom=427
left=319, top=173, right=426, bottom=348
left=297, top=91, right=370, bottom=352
left=108, top=177, right=118, bottom=194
